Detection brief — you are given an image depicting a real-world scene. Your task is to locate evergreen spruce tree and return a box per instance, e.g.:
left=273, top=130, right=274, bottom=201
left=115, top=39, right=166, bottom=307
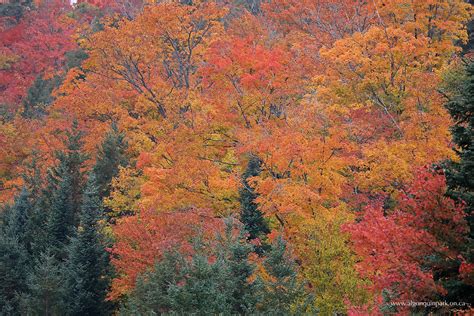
left=0, top=233, right=28, bottom=314
left=0, top=163, right=45, bottom=313
left=22, top=75, right=62, bottom=119
left=121, top=220, right=257, bottom=314
left=223, top=220, right=257, bottom=313
left=46, top=121, right=88, bottom=258
left=445, top=61, right=474, bottom=237
left=21, top=152, right=44, bottom=199
left=19, top=153, right=50, bottom=257
left=0, top=0, right=32, bottom=22
left=26, top=203, right=49, bottom=260
left=119, top=252, right=184, bottom=314
left=65, top=48, right=89, bottom=72
left=121, top=223, right=312, bottom=315
left=239, top=155, right=270, bottom=253
left=257, top=236, right=310, bottom=314
left=19, top=251, right=66, bottom=316
left=6, top=188, right=30, bottom=245
left=443, top=60, right=474, bottom=303
left=64, top=173, right=112, bottom=315
left=0, top=188, right=32, bottom=313
left=168, top=241, right=244, bottom=315
left=47, top=171, right=75, bottom=257
left=92, top=122, right=128, bottom=199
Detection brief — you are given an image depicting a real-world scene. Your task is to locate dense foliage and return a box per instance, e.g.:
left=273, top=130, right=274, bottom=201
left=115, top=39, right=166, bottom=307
left=0, top=0, right=473, bottom=314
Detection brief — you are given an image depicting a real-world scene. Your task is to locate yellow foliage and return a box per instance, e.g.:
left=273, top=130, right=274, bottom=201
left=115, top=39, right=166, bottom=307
left=105, top=167, right=144, bottom=217
left=318, top=0, right=470, bottom=193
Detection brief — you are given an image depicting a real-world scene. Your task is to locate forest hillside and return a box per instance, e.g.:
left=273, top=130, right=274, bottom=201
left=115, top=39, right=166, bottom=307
left=1, top=0, right=473, bottom=314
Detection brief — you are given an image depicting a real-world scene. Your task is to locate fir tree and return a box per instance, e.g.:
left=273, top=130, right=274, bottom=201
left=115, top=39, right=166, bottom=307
left=26, top=202, right=49, bottom=260
left=22, top=74, right=62, bottom=119
left=6, top=187, right=30, bottom=245
left=18, top=153, right=49, bottom=257
left=120, top=252, right=183, bottom=314
left=168, top=244, right=241, bottom=315
left=47, top=172, right=75, bottom=257
left=222, top=220, right=257, bottom=313
left=445, top=61, right=474, bottom=237
left=21, top=152, right=44, bottom=199
left=19, top=251, right=66, bottom=316
left=0, top=189, right=32, bottom=313
left=0, top=234, right=28, bottom=315
left=239, top=155, right=270, bottom=253
left=0, top=0, right=32, bottom=22
left=121, top=219, right=257, bottom=314
left=0, top=166, right=44, bottom=313
left=92, top=122, right=128, bottom=199
left=442, top=60, right=474, bottom=303
left=64, top=174, right=112, bottom=315
left=257, top=236, right=310, bottom=314
left=46, top=121, right=89, bottom=258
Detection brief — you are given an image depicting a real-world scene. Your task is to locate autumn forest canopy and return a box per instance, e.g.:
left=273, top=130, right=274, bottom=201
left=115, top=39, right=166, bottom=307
left=1, top=0, right=474, bottom=314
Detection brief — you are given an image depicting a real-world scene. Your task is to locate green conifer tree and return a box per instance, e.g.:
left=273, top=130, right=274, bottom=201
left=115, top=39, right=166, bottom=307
left=5, top=188, right=30, bottom=244
left=257, top=236, right=310, bottom=314
left=0, top=0, right=33, bottom=22
left=119, top=252, right=183, bottom=314
left=22, top=75, right=62, bottom=119
left=0, top=167, right=43, bottom=313
left=19, top=251, right=66, bottom=316
left=0, top=233, right=28, bottom=314
left=92, top=122, right=128, bottom=199
left=442, top=60, right=474, bottom=304
left=239, top=155, right=270, bottom=254
left=121, top=220, right=257, bottom=314
left=0, top=188, right=32, bottom=313
left=46, top=121, right=88, bottom=259
left=445, top=61, right=474, bottom=237
left=64, top=174, right=112, bottom=315
left=222, top=220, right=257, bottom=313
left=18, top=153, right=50, bottom=257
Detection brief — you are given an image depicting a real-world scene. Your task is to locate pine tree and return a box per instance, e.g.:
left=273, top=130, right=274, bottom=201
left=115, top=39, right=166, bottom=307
left=257, top=235, right=310, bottom=314
left=19, top=251, right=66, bottom=316
left=0, top=233, right=28, bottom=314
left=168, top=243, right=241, bottom=315
left=64, top=173, right=112, bottom=315
left=239, top=155, right=270, bottom=253
left=0, top=165, right=45, bottom=313
left=6, top=187, right=30, bottom=245
left=46, top=121, right=88, bottom=258
left=21, top=152, right=44, bottom=199
left=120, top=251, right=183, bottom=314
left=443, top=60, right=474, bottom=303
left=26, top=202, right=49, bottom=260
left=121, top=219, right=257, bottom=314
left=47, top=172, right=75, bottom=257
left=0, top=0, right=32, bottom=22
left=92, top=122, right=128, bottom=199
left=19, top=153, right=49, bottom=258
left=222, top=220, right=257, bottom=313
left=22, top=74, right=62, bottom=119
left=445, top=61, right=474, bottom=237
left=0, top=188, right=32, bottom=313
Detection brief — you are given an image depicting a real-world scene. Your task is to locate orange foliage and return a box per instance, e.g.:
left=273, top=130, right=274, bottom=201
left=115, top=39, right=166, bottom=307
left=109, top=207, right=223, bottom=299
left=0, top=0, right=472, bottom=312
